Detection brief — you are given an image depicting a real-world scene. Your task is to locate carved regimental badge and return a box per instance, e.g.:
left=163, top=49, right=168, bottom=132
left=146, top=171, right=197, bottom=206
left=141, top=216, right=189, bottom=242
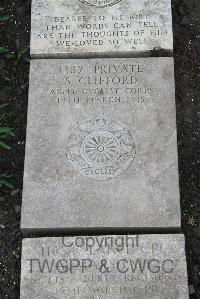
left=66, top=118, right=136, bottom=180
left=79, top=0, right=121, bottom=7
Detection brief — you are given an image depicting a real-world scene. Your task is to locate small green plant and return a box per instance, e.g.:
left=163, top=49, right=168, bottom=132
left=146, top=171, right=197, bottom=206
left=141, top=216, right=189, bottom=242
left=0, top=101, right=14, bottom=202
left=0, top=15, right=13, bottom=86
left=0, top=15, right=10, bottom=22
left=0, top=40, right=29, bottom=86
left=15, top=39, right=30, bottom=63
left=0, top=47, right=13, bottom=87
left=0, top=15, right=29, bottom=85
left=0, top=101, right=14, bottom=150
left=0, top=16, right=29, bottom=202
left=0, top=173, right=14, bottom=203
left=0, top=126, right=15, bottom=149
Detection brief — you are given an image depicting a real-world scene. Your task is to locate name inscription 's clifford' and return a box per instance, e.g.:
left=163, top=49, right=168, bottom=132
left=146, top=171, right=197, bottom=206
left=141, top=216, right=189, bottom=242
left=79, top=0, right=121, bottom=7
left=66, top=118, right=136, bottom=180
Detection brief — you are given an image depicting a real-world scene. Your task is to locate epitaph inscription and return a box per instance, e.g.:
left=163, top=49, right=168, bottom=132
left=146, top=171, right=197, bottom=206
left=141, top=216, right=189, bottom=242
left=31, top=0, right=173, bottom=57
left=79, top=0, right=122, bottom=7
left=66, top=118, right=136, bottom=180
left=21, top=58, right=181, bottom=231
left=20, top=235, right=189, bottom=298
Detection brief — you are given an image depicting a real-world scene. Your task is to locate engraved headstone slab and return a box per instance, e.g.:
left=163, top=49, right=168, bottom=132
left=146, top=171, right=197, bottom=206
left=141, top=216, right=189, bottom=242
left=21, top=57, right=180, bottom=232
left=31, top=0, right=173, bottom=57
left=20, top=234, right=189, bottom=298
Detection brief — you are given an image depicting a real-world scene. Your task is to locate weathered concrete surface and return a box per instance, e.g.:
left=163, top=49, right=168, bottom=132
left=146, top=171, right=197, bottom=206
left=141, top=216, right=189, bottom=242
left=20, top=234, right=189, bottom=298
left=21, top=57, right=181, bottom=232
left=31, top=0, right=173, bottom=57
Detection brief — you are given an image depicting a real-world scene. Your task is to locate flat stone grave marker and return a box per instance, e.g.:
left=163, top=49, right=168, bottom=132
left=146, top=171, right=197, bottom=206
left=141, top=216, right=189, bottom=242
left=20, top=234, right=189, bottom=298
left=21, top=57, right=180, bottom=233
left=31, top=0, right=173, bottom=57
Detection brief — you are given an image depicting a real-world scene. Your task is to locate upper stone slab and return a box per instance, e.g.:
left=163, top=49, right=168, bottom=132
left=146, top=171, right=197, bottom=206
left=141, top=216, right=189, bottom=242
left=21, top=57, right=180, bottom=233
left=31, top=0, right=173, bottom=57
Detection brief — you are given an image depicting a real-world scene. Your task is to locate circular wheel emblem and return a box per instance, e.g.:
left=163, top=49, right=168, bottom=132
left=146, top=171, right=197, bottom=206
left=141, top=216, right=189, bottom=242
left=66, top=118, right=136, bottom=180
left=81, top=131, right=120, bottom=166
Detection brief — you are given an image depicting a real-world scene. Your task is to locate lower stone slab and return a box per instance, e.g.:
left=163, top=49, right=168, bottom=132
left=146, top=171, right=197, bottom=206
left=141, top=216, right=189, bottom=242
left=20, top=234, right=189, bottom=298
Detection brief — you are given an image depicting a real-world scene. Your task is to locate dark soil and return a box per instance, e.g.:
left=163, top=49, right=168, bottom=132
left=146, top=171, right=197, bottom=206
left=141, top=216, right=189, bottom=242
left=0, top=0, right=199, bottom=298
